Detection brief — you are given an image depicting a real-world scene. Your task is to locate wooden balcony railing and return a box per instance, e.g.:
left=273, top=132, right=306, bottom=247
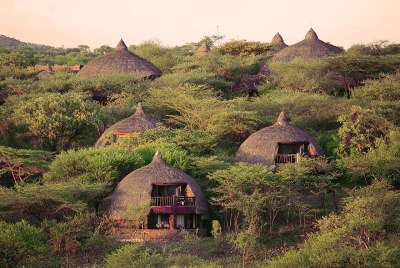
left=150, top=196, right=196, bottom=207
left=275, top=154, right=298, bottom=164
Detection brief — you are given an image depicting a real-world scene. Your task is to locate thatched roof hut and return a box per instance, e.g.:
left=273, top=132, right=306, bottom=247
left=95, top=102, right=158, bottom=147
left=272, top=28, right=343, bottom=61
left=79, top=39, right=161, bottom=79
left=270, top=32, right=288, bottom=52
left=235, top=112, right=324, bottom=166
left=196, top=42, right=210, bottom=56
left=107, top=151, right=209, bottom=221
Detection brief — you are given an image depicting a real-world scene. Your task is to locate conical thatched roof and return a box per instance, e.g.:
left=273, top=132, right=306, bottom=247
left=272, top=28, right=343, bottom=61
left=79, top=39, right=161, bottom=79
left=107, top=152, right=209, bottom=220
left=235, top=112, right=324, bottom=166
left=196, top=42, right=210, bottom=56
left=95, top=102, right=158, bottom=147
left=271, top=32, right=288, bottom=52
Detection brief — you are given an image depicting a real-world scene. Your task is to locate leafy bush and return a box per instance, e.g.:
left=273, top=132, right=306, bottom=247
left=353, top=73, right=400, bottom=126
left=339, top=131, right=400, bottom=185
left=266, top=180, right=400, bottom=268
left=44, top=147, right=144, bottom=184
left=8, top=92, right=102, bottom=151
left=130, top=41, right=183, bottom=73
left=0, top=146, right=53, bottom=185
left=104, top=244, right=165, bottom=268
left=219, top=40, right=271, bottom=56
left=269, top=58, right=341, bottom=95
left=0, top=220, right=50, bottom=267
left=338, top=106, right=392, bottom=156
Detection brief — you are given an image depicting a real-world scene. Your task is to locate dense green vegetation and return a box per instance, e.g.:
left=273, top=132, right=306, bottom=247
left=0, top=37, right=400, bottom=267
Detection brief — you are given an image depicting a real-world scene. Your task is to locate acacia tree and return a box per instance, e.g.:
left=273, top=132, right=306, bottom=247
left=324, top=55, right=398, bottom=98
left=209, top=163, right=281, bottom=234
left=0, top=146, right=53, bottom=184
left=338, top=106, right=392, bottom=156
left=11, top=92, right=102, bottom=151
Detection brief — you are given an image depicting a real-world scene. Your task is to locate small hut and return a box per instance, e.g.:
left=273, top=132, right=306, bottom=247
left=272, top=28, right=343, bottom=62
left=235, top=112, right=324, bottom=166
left=107, top=151, right=208, bottom=236
left=196, top=42, right=210, bottom=56
left=95, top=102, right=158, bottom=147
left=79, top=39, right=161, bottom=79
left=270, top=32, right=288, bottom=52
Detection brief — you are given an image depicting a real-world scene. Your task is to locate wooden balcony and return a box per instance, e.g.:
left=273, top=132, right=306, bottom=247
left=150, top=196, right=196, bottom=207
left=275, top=154, right=298, bottom=164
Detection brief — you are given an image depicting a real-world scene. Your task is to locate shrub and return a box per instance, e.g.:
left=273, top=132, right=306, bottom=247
left=339, top=130, right=400, bottom=185
left=44, top=147, right=144, bottom=184
left=0, top=220, right=50, bottom=267
left=10, top=92, right=102, bottom=151
left=219, top=40, right=271, bottom=56
left=266, top=180, right=400, bottom=268
left=338, top=106, right=392, bottom=156
left=104, top=244, right=164, bottom=268
left=269, top=58, right=341, bottom=95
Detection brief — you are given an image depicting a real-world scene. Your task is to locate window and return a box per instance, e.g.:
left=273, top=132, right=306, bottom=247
left=277, top=142, right=308, bottom=155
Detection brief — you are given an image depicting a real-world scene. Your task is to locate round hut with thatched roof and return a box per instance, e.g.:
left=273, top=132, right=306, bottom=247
left=79, top=39, right=161, bottom=80
left=272, top=28, right=343, bottom=62
left=95, top=102, right=158, bottom=147
left=270, top=32, right=288, bottom=52
left=107, top=151, right=208, bottom=233
left=236, top=112, right=324, bottom=166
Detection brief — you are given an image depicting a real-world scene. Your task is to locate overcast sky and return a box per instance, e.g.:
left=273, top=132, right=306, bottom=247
left=1, top=0, right=399, bottom=49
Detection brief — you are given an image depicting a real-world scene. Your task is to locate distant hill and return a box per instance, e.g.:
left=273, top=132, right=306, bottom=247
left=0, top=34, right=53, bottom=51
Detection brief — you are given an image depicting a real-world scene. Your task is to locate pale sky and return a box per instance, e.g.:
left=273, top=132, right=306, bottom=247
left=1, top=0, right=399, bottom=49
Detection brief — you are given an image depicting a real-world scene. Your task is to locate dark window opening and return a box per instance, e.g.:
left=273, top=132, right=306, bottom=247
left=275, top=142, right=309, bottom=164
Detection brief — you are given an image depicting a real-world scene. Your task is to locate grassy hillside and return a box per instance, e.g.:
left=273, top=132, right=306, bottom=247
left=0, top=34, right=53, bottom=51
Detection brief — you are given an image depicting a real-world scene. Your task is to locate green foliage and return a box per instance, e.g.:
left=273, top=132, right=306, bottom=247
left=211, top=220, right=222, bottom=239
left=220, top=40, right=271, bottom=56
left=0, top=220, right=50, bottom=267
left=148, top=85, right=259, bottom=143
left=8, top=92, right=101, bottom=151
left=347, top=41, right=400, bottom=56
left=104, top=244, right=164, bottom=268
left=0, top=146, right=53, bottom=184
left=0, top=49, right=36, bottom=67
left=105, top=243, right=222, bottom=268
left=338, top=106, right=392, bottom=156
left=266, top=180, right=400, bottom=268
left=339, top=131, right=400, bottom=185
left=353, top=73, right=400, bottom=126
left=269, top=58, right=339, bottom=94
left=130, top=41, right=183, bottom=73
left=0, top=182, right=108, bottom=214
left=44, top=147, right=144, bottom=184
left=324, top=54, right=400, bottom=97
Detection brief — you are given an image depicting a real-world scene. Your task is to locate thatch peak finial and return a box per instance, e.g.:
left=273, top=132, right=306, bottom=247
left=275, top=111, right=290, bottom=126
left=134, top=102, right=144, bottom=115
left=116, top=38, right=128, bottom=51
left=305, top=28, right=319, bottom=41
left=272, top=32, right=284, bottom=45
left=152, top=151, right=164, bottom=164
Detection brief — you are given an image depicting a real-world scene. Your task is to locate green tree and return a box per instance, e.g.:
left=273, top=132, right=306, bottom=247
left=324, top=55, right=399, bottom=98
left=0, top=146, right=53, bottom=184
left=0, top=220, right=50, bottom=267
left=266, top=180, right=400, bottom=268
left=11, top=92, right=102, bottom=151
left=219, top=40, right=271, bottom=56
left=338, top=106, right=392, bottom=156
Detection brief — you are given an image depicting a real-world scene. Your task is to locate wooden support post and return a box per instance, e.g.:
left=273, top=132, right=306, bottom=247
left=169, top=214, right=175, bottom=229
